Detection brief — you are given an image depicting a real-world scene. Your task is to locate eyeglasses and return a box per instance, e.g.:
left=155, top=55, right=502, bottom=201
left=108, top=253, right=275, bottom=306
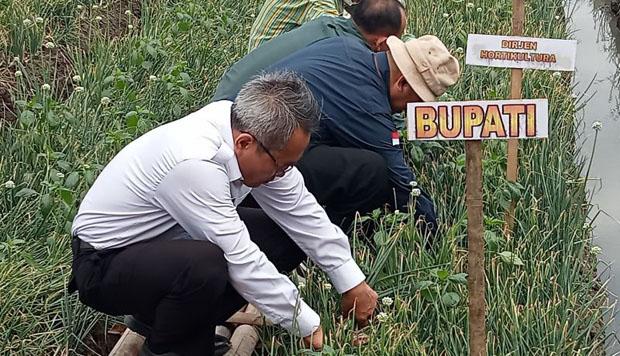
left=243, top=132, right=294, bottom=177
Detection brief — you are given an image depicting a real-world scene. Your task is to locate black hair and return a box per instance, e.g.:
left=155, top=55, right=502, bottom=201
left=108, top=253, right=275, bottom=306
left=350, top=0, right=406, bottom=35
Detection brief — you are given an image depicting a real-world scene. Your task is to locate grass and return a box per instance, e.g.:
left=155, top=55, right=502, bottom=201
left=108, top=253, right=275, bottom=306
left=0, top=0, right=611, bottom=354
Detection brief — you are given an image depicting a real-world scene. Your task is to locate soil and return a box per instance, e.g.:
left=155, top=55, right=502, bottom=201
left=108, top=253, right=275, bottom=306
left=0, top=56, right=16, bottom=122
left=38, top=46, right=75, bottom=100
left=77, top=0, right=141, bottom=47
left=0, top=46, right=75, bottom=123
left=83, top=321, right=124, bottom=355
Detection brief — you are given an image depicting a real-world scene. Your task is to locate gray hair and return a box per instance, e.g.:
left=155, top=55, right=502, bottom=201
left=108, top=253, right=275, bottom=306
left=231, top=71, right=320, bottom=151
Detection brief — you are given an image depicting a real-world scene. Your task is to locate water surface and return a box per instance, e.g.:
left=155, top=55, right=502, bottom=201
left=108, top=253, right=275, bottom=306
left=568, top=0, right=620, bottom=352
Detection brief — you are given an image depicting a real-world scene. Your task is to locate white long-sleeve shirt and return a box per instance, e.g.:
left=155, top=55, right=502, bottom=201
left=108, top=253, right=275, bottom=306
left=72, top=100, right=366, bottom=337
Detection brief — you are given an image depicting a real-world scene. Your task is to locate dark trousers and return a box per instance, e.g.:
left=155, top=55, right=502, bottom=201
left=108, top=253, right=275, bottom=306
left=296, top=145, right=393, bottom=229
left=69, top=207, right=306, bottom=356
left=296, top=145, right=438, bottom=235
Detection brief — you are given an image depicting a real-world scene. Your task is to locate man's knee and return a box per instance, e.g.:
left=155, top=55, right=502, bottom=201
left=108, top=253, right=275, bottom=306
left=354, top=150, right=391, bottom=206
left=357, top=150, right=389, bottom=188
left=179, top=242, right=228, bottom=297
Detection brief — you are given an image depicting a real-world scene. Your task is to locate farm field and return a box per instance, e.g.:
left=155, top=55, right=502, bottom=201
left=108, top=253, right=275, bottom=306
left=0, top=0, right=610, bottom=354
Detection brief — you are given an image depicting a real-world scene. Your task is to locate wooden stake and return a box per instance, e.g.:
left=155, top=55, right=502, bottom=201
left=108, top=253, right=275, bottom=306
left=466, top=140, right=486, bottom=356
left=504, top=0, right=525, bottom=236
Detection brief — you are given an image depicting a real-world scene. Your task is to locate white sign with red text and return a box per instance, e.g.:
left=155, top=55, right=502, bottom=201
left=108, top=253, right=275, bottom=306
left=466, top=34, right=577, bottom=71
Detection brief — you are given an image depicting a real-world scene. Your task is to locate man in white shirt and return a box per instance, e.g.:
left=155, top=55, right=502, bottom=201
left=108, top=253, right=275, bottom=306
left=69, top=71, right=378, bottom=356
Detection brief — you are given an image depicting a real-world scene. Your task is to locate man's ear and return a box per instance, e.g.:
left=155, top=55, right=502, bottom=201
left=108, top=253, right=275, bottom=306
left=397, top=74, right=409, bottom=92
left=374, top=36, right=390, bottom=52
left=234, top=132, right=254, bottom=151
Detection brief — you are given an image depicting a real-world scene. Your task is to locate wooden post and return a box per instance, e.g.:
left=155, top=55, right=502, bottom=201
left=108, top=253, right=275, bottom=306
left=504, top=0, right=525, bottom=236
left=466, top=141, right=486, bottom=356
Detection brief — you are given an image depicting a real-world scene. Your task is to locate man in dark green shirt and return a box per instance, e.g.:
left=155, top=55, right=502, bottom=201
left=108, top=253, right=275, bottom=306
left=212, top=0, right=407, bottom=102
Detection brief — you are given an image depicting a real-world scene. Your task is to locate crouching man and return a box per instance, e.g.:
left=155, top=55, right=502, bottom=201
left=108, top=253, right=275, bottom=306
left=68, top=71, right=378, bottom=356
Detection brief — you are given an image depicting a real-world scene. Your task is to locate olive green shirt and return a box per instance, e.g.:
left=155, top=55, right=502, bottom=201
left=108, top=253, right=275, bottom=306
left=212, top=16, right=366, bottom=102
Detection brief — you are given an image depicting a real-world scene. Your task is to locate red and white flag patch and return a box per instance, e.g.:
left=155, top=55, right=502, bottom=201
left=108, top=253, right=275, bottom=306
left=391, top=131, right=400, bottom=146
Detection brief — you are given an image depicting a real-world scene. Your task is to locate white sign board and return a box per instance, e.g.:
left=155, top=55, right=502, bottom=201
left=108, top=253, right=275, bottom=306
left=407, top=99, right=549, bottom=141
left=466, top=34, right=577, bottom=71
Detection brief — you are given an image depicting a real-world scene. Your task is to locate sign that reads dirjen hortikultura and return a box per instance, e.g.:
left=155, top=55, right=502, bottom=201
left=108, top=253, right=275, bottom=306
left=466, top=34, right=577, bottom=71
left=407, top=99, right=549, bottom=141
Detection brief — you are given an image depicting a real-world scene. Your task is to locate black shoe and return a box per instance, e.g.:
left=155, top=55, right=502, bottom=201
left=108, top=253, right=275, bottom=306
left=214, top=334, right=231, bottom=356
left=138, top=336, right=230, bottom=356
left=128, top=315, right=232, bottom=355
left=138, top=343, right=180, bottom=356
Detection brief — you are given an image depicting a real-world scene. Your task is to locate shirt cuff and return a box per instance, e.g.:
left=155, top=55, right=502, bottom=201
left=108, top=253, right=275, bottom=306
left=326, top=259, right=366, bottom=294
left=284, top=300, right=321, bottom=337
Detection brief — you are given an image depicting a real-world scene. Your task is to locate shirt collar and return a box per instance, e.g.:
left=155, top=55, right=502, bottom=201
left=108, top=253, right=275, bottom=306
left=343, top=18, right=367, bottom=47
left=374, top=51, right=391, bottom=91
left=207, top=101, right=243, bottom=183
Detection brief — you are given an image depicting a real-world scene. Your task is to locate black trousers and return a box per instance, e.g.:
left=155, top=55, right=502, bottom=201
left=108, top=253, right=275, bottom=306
left=69, top=207, right=306, bottom=356
left=296, top=145, right=437, bottom=235
left=296, top=145, right=392, bottom=229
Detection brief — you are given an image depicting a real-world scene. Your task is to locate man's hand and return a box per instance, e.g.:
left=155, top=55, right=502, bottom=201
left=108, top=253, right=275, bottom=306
left=302, top=326, right=324, bottom=350
left=341, top=281, right=378, bottom=326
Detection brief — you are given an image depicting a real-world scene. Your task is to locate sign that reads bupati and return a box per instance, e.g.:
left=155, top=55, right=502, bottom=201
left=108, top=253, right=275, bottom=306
left=466, top=34, right=577, bottom=71
left=407, top=99, right=549, bottom=141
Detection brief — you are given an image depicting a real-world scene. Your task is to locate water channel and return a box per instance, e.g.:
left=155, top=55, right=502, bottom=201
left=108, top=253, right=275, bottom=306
left=568, top=0, right=620, bottom=353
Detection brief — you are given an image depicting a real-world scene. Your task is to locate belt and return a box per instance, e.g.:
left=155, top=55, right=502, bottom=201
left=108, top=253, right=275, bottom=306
left=80, top=240, right=96, bottom=251
left=72, top=236, right=97, bottom=252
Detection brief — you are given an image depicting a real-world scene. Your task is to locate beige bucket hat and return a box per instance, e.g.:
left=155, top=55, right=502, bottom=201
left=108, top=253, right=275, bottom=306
left=386, top=35, right=460, bottom=102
